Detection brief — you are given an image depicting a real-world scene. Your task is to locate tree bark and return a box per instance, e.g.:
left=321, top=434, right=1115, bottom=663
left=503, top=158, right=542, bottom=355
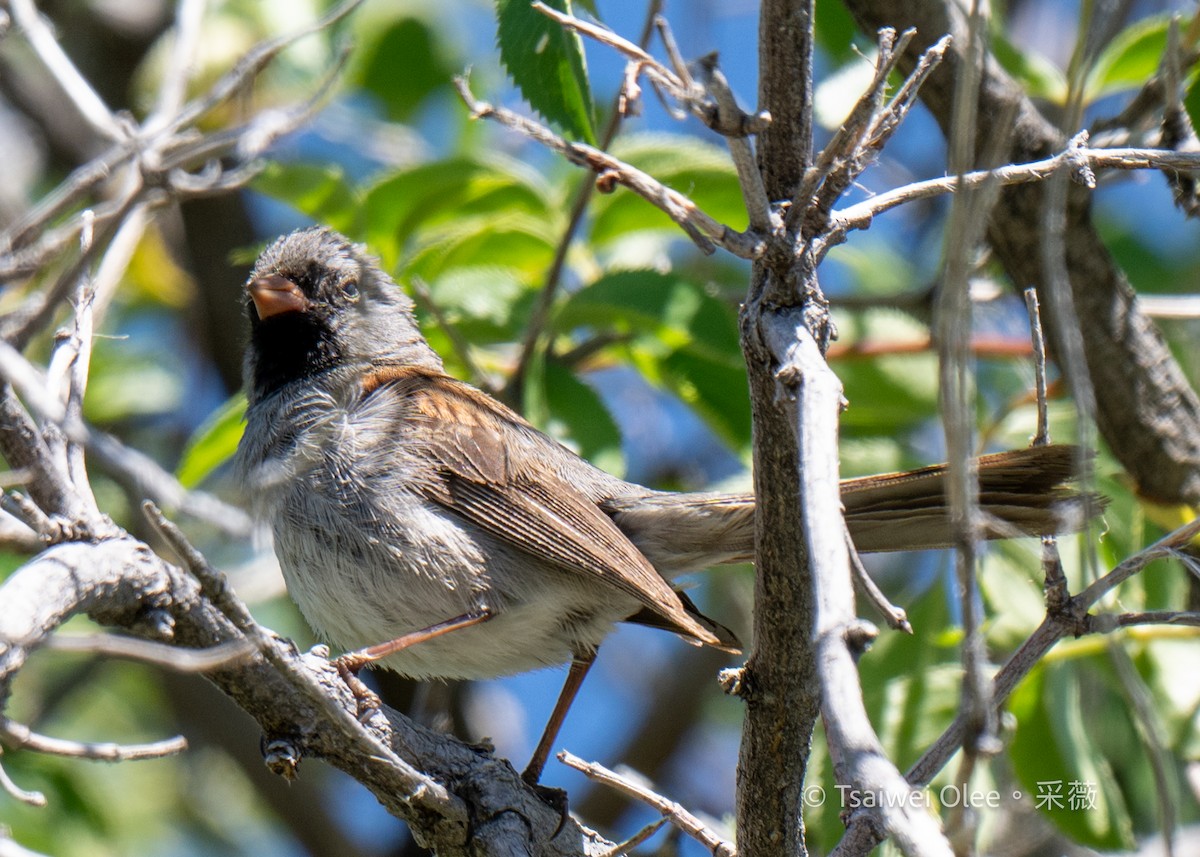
left=734, top=2, right=820, bottom=855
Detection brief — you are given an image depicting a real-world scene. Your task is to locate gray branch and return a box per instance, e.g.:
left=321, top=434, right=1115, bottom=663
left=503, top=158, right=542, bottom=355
left=0, top=534, right=613, bottom=856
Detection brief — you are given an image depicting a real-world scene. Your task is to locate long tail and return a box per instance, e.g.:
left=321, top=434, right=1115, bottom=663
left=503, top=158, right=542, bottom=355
left=604, top=443, right=1101, bottom=574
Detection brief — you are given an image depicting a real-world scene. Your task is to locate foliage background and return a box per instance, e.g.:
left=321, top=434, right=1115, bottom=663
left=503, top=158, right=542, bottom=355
left=1, top=0, right=1198, bottom=855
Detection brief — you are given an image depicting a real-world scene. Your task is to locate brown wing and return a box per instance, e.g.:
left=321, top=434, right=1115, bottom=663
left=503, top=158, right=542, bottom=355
left=361, top=366, right=734, bottom=650
left=842, top=444, right=1097, bottom=552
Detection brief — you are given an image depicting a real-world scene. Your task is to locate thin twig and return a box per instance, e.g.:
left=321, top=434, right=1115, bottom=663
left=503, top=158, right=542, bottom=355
left=157, top=0, right=362, bottom=140
left=907, top=518, right=1200, bottom=789
left=845, top=528, right=911, bottom=633
left=599, top=817, right=669, bottom=857
left=5, top=185, right=142, bottom=349
left=408, top=276, right=493, bottom=393
left=533, top=2, right=769, bottom=140
left=0, top=340, right=252, bottom=535
left=1023, top=287, right=1051, bottom=446
left=63, top=281, right=101, bottom=517
left=146, top=0, right=208, bottom=132
left=47, top=633, right=255, bottom=672
left=0, top=751, right=46, bottom=807
left=937, top=1, right=1007, bottom=773
left=7, top=0, right=125, bottom=142
left=1089, top=610, right=1200, bottom=630
left=827, top=145, right=1200, bottom=254
left=691, top=55, right=776, bottom=234
left=504, top=0, right=662, bottom=405
left=454, top=78, right=764, bottom=260
left=796, top=29, right=913, bottom=235
left=558, top=751, right=736, bottom=857
left=1, top=718, right=187, bottom=761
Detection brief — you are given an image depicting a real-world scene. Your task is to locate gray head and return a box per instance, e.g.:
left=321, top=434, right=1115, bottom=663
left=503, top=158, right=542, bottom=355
left=242, top=226, right=441, bottom=402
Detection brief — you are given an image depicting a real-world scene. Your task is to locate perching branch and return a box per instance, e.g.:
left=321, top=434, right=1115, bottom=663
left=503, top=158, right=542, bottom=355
left=0, top=526, right=613, bottom=856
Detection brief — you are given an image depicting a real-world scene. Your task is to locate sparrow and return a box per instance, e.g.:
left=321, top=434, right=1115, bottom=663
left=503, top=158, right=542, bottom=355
left=235, top=226, right=1095, bottom=783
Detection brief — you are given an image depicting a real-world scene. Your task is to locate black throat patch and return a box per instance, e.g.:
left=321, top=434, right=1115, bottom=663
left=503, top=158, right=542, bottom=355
left=248, top=307, right=342, bottom=400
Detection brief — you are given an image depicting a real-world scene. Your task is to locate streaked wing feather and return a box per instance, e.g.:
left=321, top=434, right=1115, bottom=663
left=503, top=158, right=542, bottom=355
left=364, top=366, right=720, bottom=646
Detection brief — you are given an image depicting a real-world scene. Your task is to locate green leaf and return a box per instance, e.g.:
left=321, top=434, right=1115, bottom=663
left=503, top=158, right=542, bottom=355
left=495, top=0, right=596, bottom=144
left=355, top=16, right=453, bottom=122
left=660, top=350, right=751, bottom=447
left=555, top=269, right=748, bottom=446
left=542, top=360, right=624, bottom=476
left=589, top=134, right=746, bottom=244
left=991, top=32, right=1069, bottom=104
left=423, top=265, right=534, bottom=342
left=1009, top=664, right=1135, bottom=849
left=1085, top=14, right=1171, bottom=102
left=1184, top=73, right=1200, bottom=155
left=363, top=156, right=555, bottom=268
left=814, top=0, right=858, bottom=63
left=251, top=162, right=360, bottom=235
left=403, top=212, right=558, bottom=282
left=555, top=270, right=741, bottom=362
left=176, top=394, right=247, bottom=488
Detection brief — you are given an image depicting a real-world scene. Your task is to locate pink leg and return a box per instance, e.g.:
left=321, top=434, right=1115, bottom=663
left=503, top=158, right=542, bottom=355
left=522, top=653, right=596, bottom=784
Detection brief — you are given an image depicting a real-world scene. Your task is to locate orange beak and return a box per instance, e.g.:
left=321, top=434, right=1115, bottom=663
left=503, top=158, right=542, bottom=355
left=248, top=275, right=308, bottom=319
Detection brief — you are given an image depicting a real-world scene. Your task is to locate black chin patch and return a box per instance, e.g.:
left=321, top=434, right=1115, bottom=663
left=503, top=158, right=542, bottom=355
left=248, top=308, right=342, bottom=399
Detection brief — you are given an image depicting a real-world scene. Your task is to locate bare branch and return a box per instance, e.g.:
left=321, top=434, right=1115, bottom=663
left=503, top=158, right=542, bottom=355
left=828, top=144, right=1200, bottom=254
left=0, top=339, right=251, bottom=536
left=599, top=817, right=668, bottom=857
left=7, top=0, right=125, bottom=142
left=845, top=528, right=912, bottom=634
left=691, top=55, right=776, bottom=234
left=0, top=531, right=609, bottom=854
left=904, top=518, right=1200, bottom=797
left=1, top=719, right=188, bottom=761
left=794, top=31, right=949, bottom=242
left=559, top=751, right=736, bottom=857
left=46, top=633, right=254, bottom=672
left=157, top=0, right=362, bottom=140
left=146, top=0, right=208, bottom=132
left=454, top=77, right=765, bottom=260
left=0, top=391, right=76, bottom=520
left=0, top=750, right=46, bottom=808
left=1023, top=287, right=1051, bottom=446
left=762, top=314, right=951, bottom=857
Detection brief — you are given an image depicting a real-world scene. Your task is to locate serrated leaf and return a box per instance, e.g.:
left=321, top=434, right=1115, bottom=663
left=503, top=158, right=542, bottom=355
left=1085, top=14, right=1171, bottom=102
left=176, top=394, right=247, bottom=488
left=495, top=0, right=596, bottom=144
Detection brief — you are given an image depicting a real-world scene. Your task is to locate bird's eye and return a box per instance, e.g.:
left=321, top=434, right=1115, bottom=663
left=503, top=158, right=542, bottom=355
left=342, top=281, right=360, bottom=301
